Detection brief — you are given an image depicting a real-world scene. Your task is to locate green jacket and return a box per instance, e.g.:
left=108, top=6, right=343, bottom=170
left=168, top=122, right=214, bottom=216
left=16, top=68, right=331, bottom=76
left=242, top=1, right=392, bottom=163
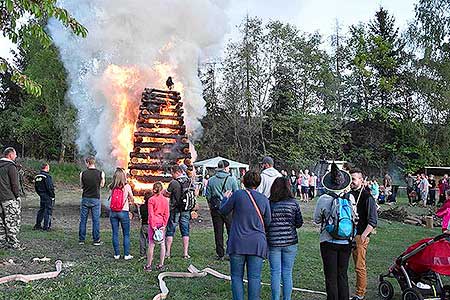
left=205, top=171, right=239, bottom=201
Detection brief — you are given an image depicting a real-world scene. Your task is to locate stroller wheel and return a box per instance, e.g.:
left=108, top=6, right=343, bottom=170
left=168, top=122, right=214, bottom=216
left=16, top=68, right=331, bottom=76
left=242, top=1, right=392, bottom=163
left=402, top=287, right=424, bottom=300
left=444, top=285, right=450, bottom=297
left=378, top=280, right=394, bottom=300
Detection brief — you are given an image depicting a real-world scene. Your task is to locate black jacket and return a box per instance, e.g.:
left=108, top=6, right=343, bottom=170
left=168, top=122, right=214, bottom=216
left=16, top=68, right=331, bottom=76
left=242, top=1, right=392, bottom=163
left=267, top=198, right=303, bottom=247
left=350, top=188, right=378, bottom=235
left=0, top=158, right=20, bottom=202
left=34, top=171, right=55, bottom=198
left=139, top=198, right=149, bottom=225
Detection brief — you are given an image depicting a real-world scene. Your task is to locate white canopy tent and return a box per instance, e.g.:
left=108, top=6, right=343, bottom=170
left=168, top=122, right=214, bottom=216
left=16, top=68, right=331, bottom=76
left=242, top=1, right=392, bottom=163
left=194, top=156, right=249, bottom=179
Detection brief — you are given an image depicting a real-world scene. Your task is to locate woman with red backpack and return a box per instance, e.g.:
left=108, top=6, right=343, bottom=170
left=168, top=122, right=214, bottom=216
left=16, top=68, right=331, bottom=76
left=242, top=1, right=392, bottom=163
left=109, top=168, right=134, bottom=260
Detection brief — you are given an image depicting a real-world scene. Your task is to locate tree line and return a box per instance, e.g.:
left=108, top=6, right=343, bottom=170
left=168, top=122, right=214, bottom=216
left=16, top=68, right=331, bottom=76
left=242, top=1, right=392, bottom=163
left=197, top=2, right=450, bottom=175
left=1, top=1, right=450, bottom=175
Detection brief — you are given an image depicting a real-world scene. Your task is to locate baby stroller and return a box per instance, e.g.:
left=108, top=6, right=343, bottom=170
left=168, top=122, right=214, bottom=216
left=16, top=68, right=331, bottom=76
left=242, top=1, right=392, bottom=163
left=379, top=234, right=450, bottom=300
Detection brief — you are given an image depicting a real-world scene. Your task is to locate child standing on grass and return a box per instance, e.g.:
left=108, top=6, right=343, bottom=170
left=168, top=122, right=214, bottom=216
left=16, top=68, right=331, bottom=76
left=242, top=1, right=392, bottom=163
left=144, top=182, right=169, bottom=271
left=436, top=190, right=450, bottom=233
left=139, top=192, right=152, bottom=259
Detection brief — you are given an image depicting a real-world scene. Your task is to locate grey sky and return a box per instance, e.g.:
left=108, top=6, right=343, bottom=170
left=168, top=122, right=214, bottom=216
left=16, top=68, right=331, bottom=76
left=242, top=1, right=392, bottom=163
left=226, top=0, right=416, bottom=41
left=1, top=0, right=416, bottom=60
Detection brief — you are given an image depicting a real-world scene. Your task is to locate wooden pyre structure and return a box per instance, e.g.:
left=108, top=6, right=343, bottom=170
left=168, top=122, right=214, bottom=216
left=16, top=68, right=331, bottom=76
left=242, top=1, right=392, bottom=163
left=128, top=88, right=193, bottom=203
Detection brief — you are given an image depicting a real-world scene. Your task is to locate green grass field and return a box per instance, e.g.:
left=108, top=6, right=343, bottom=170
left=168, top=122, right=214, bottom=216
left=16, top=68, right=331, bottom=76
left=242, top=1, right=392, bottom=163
left=0, top=188, right=448, bottom=299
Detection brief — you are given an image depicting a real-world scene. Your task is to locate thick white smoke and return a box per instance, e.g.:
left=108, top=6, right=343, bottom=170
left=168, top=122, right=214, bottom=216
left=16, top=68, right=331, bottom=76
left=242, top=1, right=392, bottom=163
left=48, top=0, right=229, bottom=170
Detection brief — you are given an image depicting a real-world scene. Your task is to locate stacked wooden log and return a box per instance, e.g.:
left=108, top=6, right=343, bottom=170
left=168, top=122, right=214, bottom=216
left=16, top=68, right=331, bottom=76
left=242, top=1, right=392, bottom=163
left=379, top=206, right=442, bottom=227
left=128, top=88, right=194, bottom=203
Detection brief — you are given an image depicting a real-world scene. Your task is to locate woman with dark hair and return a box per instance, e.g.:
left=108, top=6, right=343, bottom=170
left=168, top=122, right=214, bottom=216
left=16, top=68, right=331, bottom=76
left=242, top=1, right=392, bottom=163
left=220, top=170, right=271, bottom=300
left=267, top=177, right=303, bottom=300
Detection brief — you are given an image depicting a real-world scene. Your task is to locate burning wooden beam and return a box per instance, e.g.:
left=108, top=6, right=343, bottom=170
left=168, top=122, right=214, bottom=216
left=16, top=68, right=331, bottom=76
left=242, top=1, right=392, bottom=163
left=133, top=132, right=189, bottom=141
left=129, top=164, right=172, bottom=171
left=139, top=106, right=185, bottom=115
left=142, top=93, right=181, bottom=102
left=140, top=99, right=183, bottom=107
left=143, top=88, right=180, bottom=96
left=139, top=113, right=184, bottom=121
left=129, top=152, right=192, bottom=160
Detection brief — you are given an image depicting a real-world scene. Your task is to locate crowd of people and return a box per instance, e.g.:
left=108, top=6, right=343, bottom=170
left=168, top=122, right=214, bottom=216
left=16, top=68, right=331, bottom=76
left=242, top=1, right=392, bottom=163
left=405, top=173, right=448, bottom=207
left=2, top=146, right=448, bottom=300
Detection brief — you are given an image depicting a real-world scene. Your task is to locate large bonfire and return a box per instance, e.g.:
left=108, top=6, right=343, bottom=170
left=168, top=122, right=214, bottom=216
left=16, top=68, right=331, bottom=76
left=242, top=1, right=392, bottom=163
left=101, top=64, right=194, bottom=203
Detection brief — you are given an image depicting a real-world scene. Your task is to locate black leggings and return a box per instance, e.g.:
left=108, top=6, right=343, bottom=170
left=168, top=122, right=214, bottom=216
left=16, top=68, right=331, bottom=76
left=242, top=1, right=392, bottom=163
left=320, top=242, right=352, bottom=300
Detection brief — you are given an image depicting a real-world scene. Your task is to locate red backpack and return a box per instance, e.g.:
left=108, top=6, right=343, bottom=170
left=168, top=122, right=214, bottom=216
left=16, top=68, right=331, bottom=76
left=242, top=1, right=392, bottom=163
left=110, top=187, right=125, bottom=212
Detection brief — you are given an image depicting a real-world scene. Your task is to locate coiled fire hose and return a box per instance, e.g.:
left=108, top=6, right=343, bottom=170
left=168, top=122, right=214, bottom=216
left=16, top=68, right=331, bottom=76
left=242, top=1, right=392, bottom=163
left=0, top=260, right=62, bottom=284
left=152, top=264, right=327, bottom=300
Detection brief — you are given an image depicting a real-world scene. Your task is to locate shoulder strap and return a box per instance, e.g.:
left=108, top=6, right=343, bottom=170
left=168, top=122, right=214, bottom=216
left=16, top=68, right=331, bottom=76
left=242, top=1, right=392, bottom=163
left=245, top=190, right=264, bottom=227
left=221, top=175, right=230, bottom=193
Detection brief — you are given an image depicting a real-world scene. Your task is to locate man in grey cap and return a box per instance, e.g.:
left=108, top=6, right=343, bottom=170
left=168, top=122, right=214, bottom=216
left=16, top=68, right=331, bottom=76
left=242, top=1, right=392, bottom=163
left=257, top=156, right=282, bottom=198
left=205, top=160, right=239, bottom=260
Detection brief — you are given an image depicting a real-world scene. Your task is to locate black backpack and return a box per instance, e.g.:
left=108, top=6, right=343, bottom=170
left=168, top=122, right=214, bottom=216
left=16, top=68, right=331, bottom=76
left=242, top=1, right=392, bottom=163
left=175, top=177, right=196, bottom=212
left=208, top=176, right=229, bottom=210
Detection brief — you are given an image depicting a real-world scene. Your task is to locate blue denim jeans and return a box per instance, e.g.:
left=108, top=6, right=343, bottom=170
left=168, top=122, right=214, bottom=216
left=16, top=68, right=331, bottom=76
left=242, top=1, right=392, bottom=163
left=79, top=197, right=101, bottom=242
left=269, top=244, right=298, bottom=300
left=165, top=210, right=190, bottom=237
left=230, top=254, right=264, bottom=300
left=35, top=194, right=53, bottom=229
left=109, top=210, right=131, bottom=256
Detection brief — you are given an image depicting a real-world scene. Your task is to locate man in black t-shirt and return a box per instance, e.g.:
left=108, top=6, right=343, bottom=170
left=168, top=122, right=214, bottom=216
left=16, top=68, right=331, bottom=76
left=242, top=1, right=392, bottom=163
left=78, top=156, right=105, bottom=245
left=349, top=169, right=378, bottom=300
left=164, top=165, right=191, bottom=259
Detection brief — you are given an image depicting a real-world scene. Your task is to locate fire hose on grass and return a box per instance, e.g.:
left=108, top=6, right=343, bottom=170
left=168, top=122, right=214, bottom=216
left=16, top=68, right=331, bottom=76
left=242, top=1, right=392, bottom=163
left=152, top=264, right=327, bottom=300
left=0, top=260, right=62, bottom=284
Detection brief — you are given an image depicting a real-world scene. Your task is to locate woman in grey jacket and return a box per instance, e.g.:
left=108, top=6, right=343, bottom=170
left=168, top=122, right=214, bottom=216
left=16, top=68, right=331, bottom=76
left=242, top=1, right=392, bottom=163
left=313, top=163, right=353, bottom=300
left=267, top=177, right=303, bottom=300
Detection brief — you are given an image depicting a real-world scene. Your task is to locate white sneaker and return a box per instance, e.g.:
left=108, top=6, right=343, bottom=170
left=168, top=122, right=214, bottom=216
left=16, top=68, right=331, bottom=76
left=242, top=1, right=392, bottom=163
left=124, top=255, right=133, bottom=260
left=114, top=255, right=120, bottom=260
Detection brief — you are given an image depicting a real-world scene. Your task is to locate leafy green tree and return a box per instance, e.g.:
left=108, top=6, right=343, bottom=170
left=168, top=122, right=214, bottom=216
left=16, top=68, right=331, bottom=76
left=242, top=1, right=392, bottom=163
left=0, top=0, right=87, bottom=96
left=0, top=23, right=77, bottom=160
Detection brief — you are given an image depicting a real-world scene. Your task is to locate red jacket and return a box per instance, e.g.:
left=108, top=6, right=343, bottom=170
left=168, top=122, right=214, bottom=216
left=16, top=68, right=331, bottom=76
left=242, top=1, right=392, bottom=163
left=436, top=200, right=450, bottom=232
left=148, top=194, right=170, bottom=229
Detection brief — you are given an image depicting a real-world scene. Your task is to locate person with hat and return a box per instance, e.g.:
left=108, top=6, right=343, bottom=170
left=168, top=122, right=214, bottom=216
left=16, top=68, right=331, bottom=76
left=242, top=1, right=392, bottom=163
left=349, top=168, right=377, bottom=300
left=257, top=156, right=282, bottom=198
left=205, top=159, right=239, bottom=260
left=313, top=162, right=354, bottom=300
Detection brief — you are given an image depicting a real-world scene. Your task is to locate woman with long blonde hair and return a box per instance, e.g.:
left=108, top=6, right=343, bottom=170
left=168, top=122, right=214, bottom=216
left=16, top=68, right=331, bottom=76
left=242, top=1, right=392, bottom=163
left=109, top=168, right=134, bottom=260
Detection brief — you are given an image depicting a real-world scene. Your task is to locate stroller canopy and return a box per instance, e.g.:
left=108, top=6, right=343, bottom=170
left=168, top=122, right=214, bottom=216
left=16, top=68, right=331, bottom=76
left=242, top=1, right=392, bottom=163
left=404, top=236, right=450, bottom=276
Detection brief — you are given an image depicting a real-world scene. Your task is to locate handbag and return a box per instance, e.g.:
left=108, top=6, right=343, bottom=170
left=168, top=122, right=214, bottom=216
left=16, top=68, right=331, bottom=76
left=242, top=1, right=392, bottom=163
left=245, top=190, right=264, bottom=227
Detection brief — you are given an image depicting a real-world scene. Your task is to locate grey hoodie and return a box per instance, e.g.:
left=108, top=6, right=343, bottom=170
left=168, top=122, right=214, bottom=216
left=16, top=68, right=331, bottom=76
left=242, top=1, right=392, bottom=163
left=256, top=167, right=282, bottom=198
left=0, top=158, right=20, bottom=202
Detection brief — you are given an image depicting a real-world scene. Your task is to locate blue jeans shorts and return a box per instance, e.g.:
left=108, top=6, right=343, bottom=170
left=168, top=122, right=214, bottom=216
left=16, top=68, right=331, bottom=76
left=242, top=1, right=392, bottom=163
left=166, top=210, right=190, bottom=237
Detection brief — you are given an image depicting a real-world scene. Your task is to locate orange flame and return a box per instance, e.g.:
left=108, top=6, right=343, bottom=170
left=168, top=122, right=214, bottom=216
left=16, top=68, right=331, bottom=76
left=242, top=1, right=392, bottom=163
left=102, top=61, right=188, bottom=204
left=102, top=65, right=142, bottom=167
